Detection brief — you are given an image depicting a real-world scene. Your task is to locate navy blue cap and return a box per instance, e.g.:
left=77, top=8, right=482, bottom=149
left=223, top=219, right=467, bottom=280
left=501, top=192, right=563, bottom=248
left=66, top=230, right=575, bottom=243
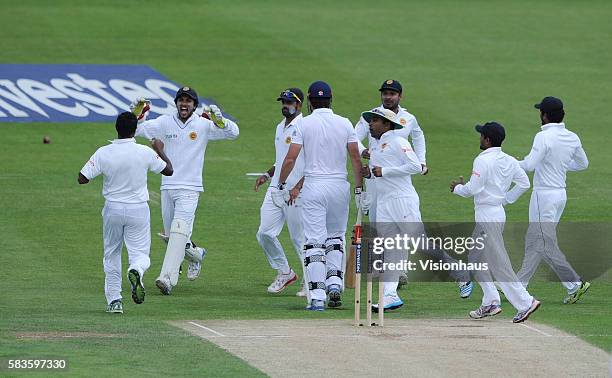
left=475, top=122, right=505, bottom=145
left=174, top=86, right=199, bottom=108
left=277, top=88, right=304, bottom=103
left=535, top=96, right=563, bottom=113
left=308, top=81, right=332, bottom=98
left=379, top=79, right=402, bottom=93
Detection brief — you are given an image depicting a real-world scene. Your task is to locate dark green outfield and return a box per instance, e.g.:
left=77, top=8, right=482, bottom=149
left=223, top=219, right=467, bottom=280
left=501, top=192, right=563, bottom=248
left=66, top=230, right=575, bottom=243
left=1, top=1, right=610, bottom=375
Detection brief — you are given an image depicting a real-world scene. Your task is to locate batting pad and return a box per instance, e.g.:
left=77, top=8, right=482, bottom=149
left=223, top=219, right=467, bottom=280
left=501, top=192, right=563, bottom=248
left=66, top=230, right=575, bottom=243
left=160, top=219, right=190, bottom=286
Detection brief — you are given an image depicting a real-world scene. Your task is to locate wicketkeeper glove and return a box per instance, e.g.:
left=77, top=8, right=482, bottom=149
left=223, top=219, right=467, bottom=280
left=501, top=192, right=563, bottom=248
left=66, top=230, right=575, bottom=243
left=130, top=97, right=151, bottom=123
left=203, top=104, right=225, bottom=128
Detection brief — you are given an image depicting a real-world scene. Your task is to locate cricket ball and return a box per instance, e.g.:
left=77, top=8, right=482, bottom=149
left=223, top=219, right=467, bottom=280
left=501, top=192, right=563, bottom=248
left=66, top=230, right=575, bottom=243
left=43, top=136, right=51, bottom=144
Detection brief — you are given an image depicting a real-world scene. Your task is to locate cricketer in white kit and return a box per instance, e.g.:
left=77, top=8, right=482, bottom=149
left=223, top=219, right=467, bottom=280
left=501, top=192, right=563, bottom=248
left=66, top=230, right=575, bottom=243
left=516, top=96, right=591, bottom=304
left=356, top=81, right=472, bottom=299
left=276, top=81, right=365, bottom=311
left=451, top=122, right=540, bottom=323
left=78, top=112, right=173, bottom=313
left=133, top=86, right=239, bottom=295
left=254, top=88, right=306, bottom=296
left=360, top=108, right=423, bottom=312
left=354, top=80, right=427, bottom=223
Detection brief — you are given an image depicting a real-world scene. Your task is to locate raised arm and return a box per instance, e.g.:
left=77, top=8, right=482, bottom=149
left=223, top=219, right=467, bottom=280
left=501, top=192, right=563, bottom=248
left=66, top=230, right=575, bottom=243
left=208, top=117, right=239, bottom=141
left=135, top=117, right=163, bottom=140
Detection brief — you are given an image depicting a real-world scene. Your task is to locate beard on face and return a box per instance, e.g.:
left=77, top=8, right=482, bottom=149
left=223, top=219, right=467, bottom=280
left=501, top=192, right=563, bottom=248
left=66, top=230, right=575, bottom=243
left=282, top=105, right=297, bottom=118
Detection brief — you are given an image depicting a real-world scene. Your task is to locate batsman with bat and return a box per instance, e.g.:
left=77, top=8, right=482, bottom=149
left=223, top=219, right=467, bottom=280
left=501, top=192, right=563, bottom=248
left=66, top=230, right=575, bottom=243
left=132, top=86, right=239, bottom=295
left=276, top=81, right=365, bottom=311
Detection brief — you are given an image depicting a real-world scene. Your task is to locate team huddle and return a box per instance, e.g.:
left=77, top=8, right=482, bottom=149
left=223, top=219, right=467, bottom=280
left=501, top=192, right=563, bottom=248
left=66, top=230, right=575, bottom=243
left=78, top=80, right=590, bottom=323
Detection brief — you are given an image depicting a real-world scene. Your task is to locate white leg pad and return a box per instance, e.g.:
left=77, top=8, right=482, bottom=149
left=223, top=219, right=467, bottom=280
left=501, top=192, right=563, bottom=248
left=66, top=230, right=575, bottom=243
left=159, top=219, right=190, bottom=286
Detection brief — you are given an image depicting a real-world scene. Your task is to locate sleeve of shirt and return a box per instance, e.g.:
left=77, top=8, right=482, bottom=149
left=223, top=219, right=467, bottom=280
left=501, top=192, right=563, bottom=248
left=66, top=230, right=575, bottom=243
left=505, top=161, right=530, bottom=205
left=381, top=139, right=422, bottom=177
left=519, top=133, right=546, bottom=172
left=80, top=149, right=103, bottom=180
left=207, top=117, right=239, bottom=140
left=292, top=122, right=303, bottom=145
left=135, top=117, right=163, bottom=140
left=354, top=117, right=369, bottom=155
left=147, top=147, right=167, bottom=174
left=567, top=143, right=589, bottom=171
left=407, top=116, right=427, bottom=164
left=346, top=120, right=358, bottom=144
left=453, top=157, right=486, bottom=198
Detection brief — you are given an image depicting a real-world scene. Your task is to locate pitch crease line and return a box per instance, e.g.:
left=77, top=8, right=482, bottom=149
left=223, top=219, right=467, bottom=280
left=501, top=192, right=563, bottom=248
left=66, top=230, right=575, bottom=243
left=520, top=323, right=552, bottom=337
left=188, top=321, right=226, bottom=337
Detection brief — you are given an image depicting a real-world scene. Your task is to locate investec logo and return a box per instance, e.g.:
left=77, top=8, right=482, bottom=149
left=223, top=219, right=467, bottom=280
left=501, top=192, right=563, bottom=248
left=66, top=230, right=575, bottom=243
left=0, top=64, right=194, bottom=122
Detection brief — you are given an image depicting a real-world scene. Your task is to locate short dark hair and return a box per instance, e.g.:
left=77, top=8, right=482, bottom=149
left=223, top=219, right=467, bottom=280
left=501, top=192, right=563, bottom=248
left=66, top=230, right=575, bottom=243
left=309, top=97, right=331, bottom=109
left=116, top=111, right=138, bottom=138
left=544, top=109, right=565, bottom=123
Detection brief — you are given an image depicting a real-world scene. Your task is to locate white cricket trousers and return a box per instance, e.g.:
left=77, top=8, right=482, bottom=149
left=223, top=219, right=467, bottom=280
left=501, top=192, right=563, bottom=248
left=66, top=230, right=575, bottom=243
left=301, top=178, right=350, bottom=301
left=102, top=201, right=151, bottom=304
left=517, top=189, right=581, bottom=291
left=256, top=187, right=304, bottom=273
left=161, top=189, right=200, bottom=238
left=376, top=196, right=422, bottom=297
left=469, top=205, right=533, bottom=312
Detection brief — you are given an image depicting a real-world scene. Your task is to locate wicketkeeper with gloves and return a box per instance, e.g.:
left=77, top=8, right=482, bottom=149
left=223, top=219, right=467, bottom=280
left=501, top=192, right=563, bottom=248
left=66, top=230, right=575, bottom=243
left=131, top=86, right=239, bottom=296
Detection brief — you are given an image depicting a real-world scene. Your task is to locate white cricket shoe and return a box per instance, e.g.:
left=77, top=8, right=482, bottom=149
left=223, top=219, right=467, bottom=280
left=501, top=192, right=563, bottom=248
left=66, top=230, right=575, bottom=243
left=267, top=269, right=298, bottom=294
left=372, top=294, right=404, bottom=313
left=187, top=247, right=206, bottom=281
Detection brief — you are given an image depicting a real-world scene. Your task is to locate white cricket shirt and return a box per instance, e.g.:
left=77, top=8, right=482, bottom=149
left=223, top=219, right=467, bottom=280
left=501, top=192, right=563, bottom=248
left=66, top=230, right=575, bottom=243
left=519, top=122, right=588, bottom=190
left=355, top=104, right=426, bottom=164
left=271, top=114, right=305, bottom=188
left=136, top=112, right=239, bottom=191
left=369, top=130, right=422, bottom=200
left=453, top=147, right=530, bottom=207
left=292, top=108, right=357, bottom=181
left=80, top=138, right=167, bottom=204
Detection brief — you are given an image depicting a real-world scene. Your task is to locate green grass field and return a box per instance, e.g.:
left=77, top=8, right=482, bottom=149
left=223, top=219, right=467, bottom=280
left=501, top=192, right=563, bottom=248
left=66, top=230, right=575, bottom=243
left=1, top=0, right=611, bottom=376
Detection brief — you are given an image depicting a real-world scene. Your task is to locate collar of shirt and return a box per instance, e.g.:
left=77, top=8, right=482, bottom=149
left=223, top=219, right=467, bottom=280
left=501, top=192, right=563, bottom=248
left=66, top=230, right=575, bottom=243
left=378, top=104, right=406, bottom=114
left=283, top=113, right=303, bottom=129
left=541, top=122, right=565, bottom=131
left=379, top=130, right=395, bottom=142
left=478, top=146, right=502, bottom=156
left=172, top=112, right=198, bottom=126
left=311, top=108, right=333, bottom=115
left=111, top=138, right=136, bottom=144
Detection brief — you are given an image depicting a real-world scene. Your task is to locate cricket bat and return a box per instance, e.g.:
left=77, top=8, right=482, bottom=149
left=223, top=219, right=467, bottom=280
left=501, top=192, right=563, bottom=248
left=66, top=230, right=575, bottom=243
left=353, top=210, right=363, bottom=326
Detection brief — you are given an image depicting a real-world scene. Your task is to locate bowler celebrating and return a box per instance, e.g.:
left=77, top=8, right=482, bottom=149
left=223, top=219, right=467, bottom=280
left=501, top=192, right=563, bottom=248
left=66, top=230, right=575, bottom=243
left=78, top=112, right=173, bottom=313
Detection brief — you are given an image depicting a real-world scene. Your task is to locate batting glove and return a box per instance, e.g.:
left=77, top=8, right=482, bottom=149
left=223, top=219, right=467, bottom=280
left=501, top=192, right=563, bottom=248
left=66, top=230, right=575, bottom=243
left=354, top=187, right=366, bottom=212
left=271, top=185, right=290, bottom=208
